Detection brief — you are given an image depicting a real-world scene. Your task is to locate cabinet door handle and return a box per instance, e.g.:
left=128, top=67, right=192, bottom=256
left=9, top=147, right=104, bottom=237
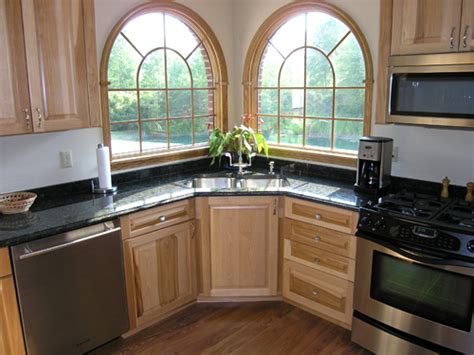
left=313, top=258, right=320, bottom=264
left=36, top=108, right=43, bottom=128
left=463, top=25, right=469, bottom=48
left=315, top=213, right=321, bottom=220
left=311, top=289, right=319, bottom=297
left=314, top=236, right=321, bottom=242
left=449, top=26, right=456, bottom=49
left=158, top=215, right=166, bottom=222
left=22, top=108, right=30, bottom=128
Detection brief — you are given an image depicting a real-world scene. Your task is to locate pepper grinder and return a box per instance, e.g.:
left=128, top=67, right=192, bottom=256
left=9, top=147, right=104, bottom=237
left=466, top=182, right=474, bottom=203
left=441, top=177, right=450, bottom=198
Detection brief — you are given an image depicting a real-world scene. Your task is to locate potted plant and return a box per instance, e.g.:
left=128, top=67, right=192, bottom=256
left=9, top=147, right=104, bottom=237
left=209, top=114, right=269, bottom=166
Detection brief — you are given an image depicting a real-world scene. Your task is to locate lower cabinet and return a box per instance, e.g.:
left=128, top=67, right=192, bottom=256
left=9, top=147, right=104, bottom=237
left=282, top=198, right=358, bottom=329
left=123, top=221, right=196, bottom=331
left=197, top=196, right=279, bottom=298
left=0, top=249, right=25, bottom=355
left=283, top=260, right=354, bottom=327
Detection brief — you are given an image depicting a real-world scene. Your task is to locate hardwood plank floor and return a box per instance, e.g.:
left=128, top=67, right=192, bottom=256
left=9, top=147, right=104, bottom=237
left=90, top=302, right=371, bottom=355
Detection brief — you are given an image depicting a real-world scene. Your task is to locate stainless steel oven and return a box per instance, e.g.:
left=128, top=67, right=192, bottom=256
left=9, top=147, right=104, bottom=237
left=352, top=236, right=474, bottom=355
left=387, top=53, right=474, bottom=128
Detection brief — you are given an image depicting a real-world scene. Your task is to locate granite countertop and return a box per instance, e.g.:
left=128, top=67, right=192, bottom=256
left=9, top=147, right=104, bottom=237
left=0, top=171, right=370, bottom=247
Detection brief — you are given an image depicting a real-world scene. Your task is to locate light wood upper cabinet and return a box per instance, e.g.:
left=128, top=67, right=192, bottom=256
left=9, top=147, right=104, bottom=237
left=205, top=196, right=278, bottom=297
left=460, top=0, right=474, bottom=51
left=0, top=0, right=31, bottom=135
left=391, top=0, right=463, bottom=55
left=0, top=0, right=100, bottom=136
left=123, top=221, right=196, bottom=331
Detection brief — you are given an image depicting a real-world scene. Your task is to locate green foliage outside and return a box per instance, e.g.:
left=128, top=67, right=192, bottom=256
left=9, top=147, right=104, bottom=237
left=258, top=13, right=366, bottom=151
left=107, top=29, right=213, bottom=151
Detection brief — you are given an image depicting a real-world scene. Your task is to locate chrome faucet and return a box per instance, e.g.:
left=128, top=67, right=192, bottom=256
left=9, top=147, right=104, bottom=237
left=237, top=125, right=258, bottom=175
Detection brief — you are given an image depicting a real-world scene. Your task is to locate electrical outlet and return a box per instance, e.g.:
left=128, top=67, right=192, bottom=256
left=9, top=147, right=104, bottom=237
left=60, top=150, right=73, bottom=169
left=392, top=146, right=399, bottom=162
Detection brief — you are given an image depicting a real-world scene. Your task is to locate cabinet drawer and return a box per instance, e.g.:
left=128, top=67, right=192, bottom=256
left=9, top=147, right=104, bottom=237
left=283, top=260, right=353, bottom=327
left=0, top=248, right=11, bottom=278
left=284, top=239, right=355, bottom=281
left=283, top=218, right=356, bottom=259
left=121, top=199, right=194, bottom=240
left=285, top=198, right=358, bottom=234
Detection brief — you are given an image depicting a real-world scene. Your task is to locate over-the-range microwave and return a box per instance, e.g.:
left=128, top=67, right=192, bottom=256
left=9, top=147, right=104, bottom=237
left=387, top=53, right=474, bottom=128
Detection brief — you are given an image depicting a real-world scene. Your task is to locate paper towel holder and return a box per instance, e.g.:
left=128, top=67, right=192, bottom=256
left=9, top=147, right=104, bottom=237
left=91, top=179, right=118, bottom=195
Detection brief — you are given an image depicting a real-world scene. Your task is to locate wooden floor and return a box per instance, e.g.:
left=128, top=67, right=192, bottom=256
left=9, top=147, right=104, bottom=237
left=90, top=302, right=371, bottom=355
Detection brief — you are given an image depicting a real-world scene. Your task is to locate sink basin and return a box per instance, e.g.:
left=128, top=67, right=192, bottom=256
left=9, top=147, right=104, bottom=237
left=240, top=175, right=290, bottom=188
left=186, top=174, right=289, bottom=189
left=189, top=176, right=235, bottom=189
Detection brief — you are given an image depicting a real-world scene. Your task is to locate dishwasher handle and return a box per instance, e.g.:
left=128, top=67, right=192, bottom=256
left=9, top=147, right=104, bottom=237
left=18, top=224, right=121, bottom=260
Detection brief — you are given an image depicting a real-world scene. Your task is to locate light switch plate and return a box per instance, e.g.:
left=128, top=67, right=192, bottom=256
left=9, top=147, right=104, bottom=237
left=60, top=150, right=73, bottom=168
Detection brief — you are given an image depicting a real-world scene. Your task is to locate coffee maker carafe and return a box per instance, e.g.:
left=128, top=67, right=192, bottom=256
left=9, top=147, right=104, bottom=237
left=354, top=137, right=393, bottom=194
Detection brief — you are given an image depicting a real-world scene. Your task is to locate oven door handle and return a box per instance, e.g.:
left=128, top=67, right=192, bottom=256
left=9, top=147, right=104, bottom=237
left=357, top=233, right=474, bottom=268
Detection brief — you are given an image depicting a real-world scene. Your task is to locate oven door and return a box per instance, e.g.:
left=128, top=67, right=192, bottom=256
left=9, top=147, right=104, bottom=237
left=354, top=236, right=474, bottom=354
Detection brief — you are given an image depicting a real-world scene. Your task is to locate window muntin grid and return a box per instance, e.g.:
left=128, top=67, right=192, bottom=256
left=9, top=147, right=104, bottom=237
left=256, top=11, right=366, bottom=153
left=107, top=12, right=215, bottom=157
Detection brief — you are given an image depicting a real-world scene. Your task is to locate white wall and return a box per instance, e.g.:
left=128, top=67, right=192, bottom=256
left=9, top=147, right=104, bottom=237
left=1, top=0, right=473, bottom=193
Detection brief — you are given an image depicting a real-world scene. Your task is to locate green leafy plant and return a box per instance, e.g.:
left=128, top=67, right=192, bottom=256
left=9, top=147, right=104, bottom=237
left=209, top=126, right=269, bottom=166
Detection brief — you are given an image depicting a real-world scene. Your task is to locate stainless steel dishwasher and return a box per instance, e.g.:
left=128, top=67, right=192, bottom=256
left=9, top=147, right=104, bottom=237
left=11, top=219, right=129, bottom=355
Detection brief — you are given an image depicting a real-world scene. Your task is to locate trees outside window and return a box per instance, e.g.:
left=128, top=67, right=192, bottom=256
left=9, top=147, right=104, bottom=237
left=101, top=3, right=227, bottom=168
left=244, top=2, right=373, bottom=165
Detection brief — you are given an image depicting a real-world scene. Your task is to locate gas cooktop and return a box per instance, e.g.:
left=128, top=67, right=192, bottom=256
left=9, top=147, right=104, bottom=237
left=358, top=190, right=474, bottom=261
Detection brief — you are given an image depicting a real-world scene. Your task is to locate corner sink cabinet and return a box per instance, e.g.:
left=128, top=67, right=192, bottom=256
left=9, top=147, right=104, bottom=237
left=196, top=196, right=279, bottom=298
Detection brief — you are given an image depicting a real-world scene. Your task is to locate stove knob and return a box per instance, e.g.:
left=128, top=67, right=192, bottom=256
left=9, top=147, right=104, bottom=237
left=467, top=240, right=474, bottom=253
left=359, top=216, right=372, bottom=227
left=374, top=219, right=387, bottom=231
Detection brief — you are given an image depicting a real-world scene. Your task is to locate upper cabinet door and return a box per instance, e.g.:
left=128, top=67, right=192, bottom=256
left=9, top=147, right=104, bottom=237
left=460, top=0, right=474, bottom=51
left=22, top=0, right=99, bottom=132
left=391, top=0, right=463, bottom=55
left=0, top=0, right=32, bottom=136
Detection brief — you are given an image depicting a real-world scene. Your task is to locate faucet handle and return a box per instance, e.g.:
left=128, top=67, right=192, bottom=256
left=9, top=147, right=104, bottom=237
left=269, top=161, right=275, bottom=174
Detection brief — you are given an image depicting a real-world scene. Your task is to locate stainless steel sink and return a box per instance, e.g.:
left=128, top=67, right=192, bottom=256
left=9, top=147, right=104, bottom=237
left=189, top=176, right=235, bottom=189
left=239, top=175, right=290, bottom=188
left=186, top=174, right=289, bottom=189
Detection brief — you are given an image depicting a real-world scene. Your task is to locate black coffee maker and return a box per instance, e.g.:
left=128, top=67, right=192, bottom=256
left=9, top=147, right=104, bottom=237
left=354, top=137, right=393, bottom=194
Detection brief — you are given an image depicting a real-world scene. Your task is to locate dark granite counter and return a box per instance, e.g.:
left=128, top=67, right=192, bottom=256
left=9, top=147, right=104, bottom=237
left=0, top=170, right=369, bottom=247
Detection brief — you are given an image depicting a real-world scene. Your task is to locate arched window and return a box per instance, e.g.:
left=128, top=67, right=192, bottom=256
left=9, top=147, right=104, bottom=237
left=101, top=3, right=227, bottom=168
left=243, top=2, right=373, bottom=166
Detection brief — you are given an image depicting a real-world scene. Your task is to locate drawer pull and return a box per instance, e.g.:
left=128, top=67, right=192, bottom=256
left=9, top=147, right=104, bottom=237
left=315, top=213, right=321, bottom=220
left=312, top=289, right=319, bottom=297
left=313, top=258, right=320, bottom=264
left=158, top=216, right=166, bottom=222
left=314, top=236, right=321, bottom=242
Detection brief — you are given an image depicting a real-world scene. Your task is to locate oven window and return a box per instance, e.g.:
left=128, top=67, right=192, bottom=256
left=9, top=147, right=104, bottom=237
left=371, top=251, right=473, bottom=331
left=390, top=72, right=474, bottom=118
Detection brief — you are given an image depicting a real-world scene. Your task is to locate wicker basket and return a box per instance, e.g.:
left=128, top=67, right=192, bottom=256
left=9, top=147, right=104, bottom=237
left=0, top=192, right=37, bottom=214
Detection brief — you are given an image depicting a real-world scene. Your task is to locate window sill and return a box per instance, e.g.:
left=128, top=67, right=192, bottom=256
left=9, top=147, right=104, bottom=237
left=111, top=147, right=209, bottom=171
left=267, top=145, right=357, bottom=168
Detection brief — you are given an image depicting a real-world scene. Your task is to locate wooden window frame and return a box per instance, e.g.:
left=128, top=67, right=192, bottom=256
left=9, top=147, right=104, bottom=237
left=100, top=2, right=228, bottom=171
left=243, top=1, right=373, bottom=167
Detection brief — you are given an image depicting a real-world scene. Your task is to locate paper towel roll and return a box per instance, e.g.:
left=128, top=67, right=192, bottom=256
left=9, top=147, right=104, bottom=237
left=96, top=144, right=112, bottom=189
